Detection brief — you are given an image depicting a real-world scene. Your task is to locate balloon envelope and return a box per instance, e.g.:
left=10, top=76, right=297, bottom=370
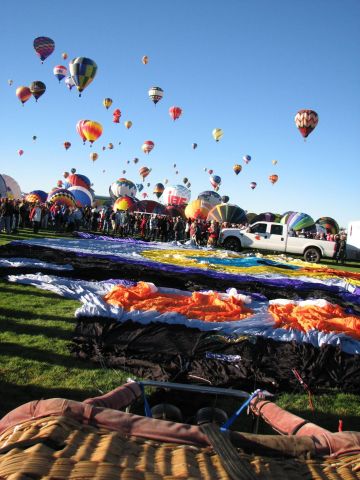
left=251, top=212, right=281, bottom=224
left=68, top=186, right=93, bottom=208
left=69, top=57, right=98, bottom=94
left=137, top=200, right=166, bottom=214
left=315, top=217, right=339, bottom=234
left=197, top=190, right=222, bottom=208
left=207, top=203, right=247, bottom=224
left=113, top=195, right=138, bottom=212
left=0, top=174, right=21, bottom=200
left=25, top=190, right=48, bottom=203
left=212, top=128, right=223, bottom=142
left=109, top=178, right=137, bottom=198
left=163, top=185, right=191, bottom=206
left=47, top=188, right=76, bottom=207
left=295, top=109, right=319, bottom=138
left=185, top=199, right=212, bottom=220
left=16, top=86, right=31, bottom=104
left=33, top=36, right=55, bottom=62
left=281, top=211, right=315, bottom=231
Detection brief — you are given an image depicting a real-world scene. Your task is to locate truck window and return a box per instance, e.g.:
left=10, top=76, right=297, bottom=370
left=270, top=225, right=283, bottom=235
left=250, top=223, right=267, bottom=234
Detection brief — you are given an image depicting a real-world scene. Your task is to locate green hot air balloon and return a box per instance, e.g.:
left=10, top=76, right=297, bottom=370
left=69, top=57, right=97, bottom=96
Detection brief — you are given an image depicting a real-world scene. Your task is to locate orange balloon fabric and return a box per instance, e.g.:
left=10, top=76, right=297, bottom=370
left=104, top=282, right=253, bottom=322
left=269, top=302, right=360, bottom=340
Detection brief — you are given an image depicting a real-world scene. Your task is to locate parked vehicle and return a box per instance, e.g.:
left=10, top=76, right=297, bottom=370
left=346, top=220, right=360, bottom=261
left=219, top=221, right=336, bottom=262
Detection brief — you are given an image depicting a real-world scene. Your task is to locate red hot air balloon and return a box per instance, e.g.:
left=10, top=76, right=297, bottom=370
left=113, top=108, right=121, bottom=123
left=294, top=109, right=319, bottom=139
left=169, top=106, right=182, bottom=121
left=269, top=174, right=278, bottom=185
left=64, top=141, right=71, bottom=150
left=142, top=140, right=154, bottom=154
left=16, top=86, right=32, bottom=105
left=76, top=120, right=89, bottom=144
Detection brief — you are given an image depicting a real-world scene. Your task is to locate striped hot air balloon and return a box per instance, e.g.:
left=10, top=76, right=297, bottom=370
left=16, top=86, right=31, bottom=105
left=69, top=57, right=98, bottom=96
left=148, top=86, right=163, bottom=105
left=33, top=36, right=55, bottom=63
left=81, top=121, right=103, bottom=145
left=294, top=109, right=319, bottom=139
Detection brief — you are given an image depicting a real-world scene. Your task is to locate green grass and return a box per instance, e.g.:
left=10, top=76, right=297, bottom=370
left=0, top=228, right=359, bottom=432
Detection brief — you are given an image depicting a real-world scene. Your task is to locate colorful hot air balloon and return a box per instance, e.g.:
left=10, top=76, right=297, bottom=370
left=81, top=121, right=103, bottom=144
left=62, top=52, right=68, bottom=60
left=243, top=155, right=251, bottom=164
left=139, top=166, right=150, bottom=181
left=221, top=195, right=229, bottom=204
left=252, top=212, right=281, bottom=224
left=47, top=188, right=76, bottom=207
left=169, top=106, right=182, bottom=121
left=233, top=164, right=242, bottom=175
left=153, top=183, right=165, bottom=199
left=16, top=86, right=31, bottom=105
left=65, top=76, right=75, bottom=90
left=269, top=174, right=278, bottom=185
left=103, top=98, right=113, bottom=109
left=68, top=186, right=94, bottom=208
left=250, top=182, right=257, bottom=190
left=33, top=36, right=55, bottom=62
left=18, top=149, right=24, bottom=156
left=148, top=86, right=163, bottom=105
left=53, top=65, right=67, bottom=82
left=185, top=199, right=212, bottom=220
left=315, top=217, right=339, bottom=234
left=282, top=212, right=315, bottom=231
left=210, top=174, right=221, bottom=190
left=76, top=120, right=89, bottom=144
left=90, top=152, right=98, bottom=162
left=113, top=108, right=121, bottom=123
left=29, top=81, right=46, bottom=101
left=142, top=55, right=149, bottom=64
left=272, top=160, right=278, bottom=165
left=113, top=195, right=137, bottom=212
left=109, top=178, right=137, bottom=199
left=124, top=120, right=132, bottom=129
left=142, top=140, right=154, bottom=154
left=197, top=190, right=222, bottom=207
left=163, top=185, right=191, bottom=206
left=192, top=143, right=197, bottom=150
left=25, top=190, right=48, bottom=203
left=66, top=173, right=91, bottom=190
left=63, top=141, right=71, bottom=150
left=69, top=57, right=97, bottom=96
left=108, top=143, right=114, bottom=150
left=142, top=192, right=148, bottom=199
left=295, top=109, right=319, bottom=139
left=207, top=204, right=247, bottom=224
left=212, top=128, right=223, bottom=142
left=138, top=200, right=166, bottom=214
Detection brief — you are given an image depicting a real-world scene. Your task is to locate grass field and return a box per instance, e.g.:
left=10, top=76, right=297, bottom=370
left=0, top=228, right=359, bottom=432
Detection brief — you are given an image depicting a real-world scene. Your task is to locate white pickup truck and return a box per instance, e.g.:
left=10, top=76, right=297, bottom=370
left=219, top=221, right=336, bottom=263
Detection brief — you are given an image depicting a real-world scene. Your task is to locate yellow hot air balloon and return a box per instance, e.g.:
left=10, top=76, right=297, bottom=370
left=212, top=128, right=223, bottom=142
left=124, top=120, right=132, bottom=129
left=81, top=121, right=103, bottom=144
left=142, top=55, right=149, bottom=64
left=103, top=98, right=113, bottom=109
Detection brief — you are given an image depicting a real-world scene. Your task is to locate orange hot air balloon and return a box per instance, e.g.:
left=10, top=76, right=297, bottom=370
left=124, top=120, right=132, bottom=129
left=169, top=106, right=182, bottom=121
left=233, top=164, right=242, bottom=175
left=139, top=166, right=150, bottom=181
left=63, top=141, right=71, bottom=150
left=90, top=152, right=98, bottom=162
left=76, top=120, right=89, bottom=144
left=16, top=86, right=32, bottom=105
left=82, top=121, right=103, bottom=145
left=142, top=55, right=149, bottom=64
left=62, top=52, right=68, bottom=60
left=142, top=140, right=154, bottom=154
left=269, top=174, right=278, bottom=185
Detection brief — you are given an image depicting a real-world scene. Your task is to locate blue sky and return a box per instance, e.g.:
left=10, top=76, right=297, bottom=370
left=1, top=0, right=359, bottom=227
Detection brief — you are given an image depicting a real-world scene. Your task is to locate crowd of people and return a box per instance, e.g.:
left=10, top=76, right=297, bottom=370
left=0, top=198, right=347, bottom=259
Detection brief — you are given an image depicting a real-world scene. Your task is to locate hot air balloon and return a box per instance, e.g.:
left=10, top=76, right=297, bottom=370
left=163, top=178, right=168, bottom=184
left=133, top=157, right=139, bottom=164
left=112, top=109, right=121, bottom=123
left=108, top=143, right=114, bottom=150
left=33, top=36, right=55, bottom=63
left=282, top=212, right=315, bottom=231
left=208, top=169, right=213, bottom=175
left=192, top=143, right=197, bottom=150
left=103, top=98, right=113, bottom=109
left=142, top=192, right=148, bottom=199
left=68, top=186, right=94, bottom=208
left=142, top=55, right=149, bottom=64
left=47, top=188, right=76, bottom=207
left=1, top=174, right=22, bottom=200
left=212, top=128, right=223, bottom=142
left=175, top=170, right=179, bottom=175
left=197, top=190, right=222, bottom=207
left=250, top=182, right=257, bottom=190
left=183, top=177, right=188, bottom=185
left=8, top=79, right=13, bottom=86
left=148, top=86, right=163, bottom=105
left=90, top=152, right=98, bottom=162
left=25, top=190, right=48, bottom=203
left=233, top=164, right=242, bottom=175
left=66, top=173, right=91, bottom=190
left=142, top=140, right=154, bottom=154
left=113, top=196, right=137, bottom=212
left=147, top=182, right=151, bottom=188
left=139, top=166, right=150, bottom=181
left=32, top=135, right=37, bottom=141
left=315, top=217, right=339, bottom=234
left=136, top=183, right=144, bottom=192
left=221, top=195, right=229, bottom=203
left=187, top=182, right=191, bottom=188
left=163, top=185, right=191, bottom=206
left=138, top=200, right=166, bottom=214
left=272, top=160, right=278, bottom=165
left=252, top=212, right=281, bottom=224
left=53, top=65, right=67, bottom=82
left=29, top=81, right=46, bottom=101
left=207, top=204, right=247, bottom=224
left=185, top=199, right=212, bottom=220
left=243, top=155, right=251, bottom=164
left=173, top=163, right=177, bottom=168
left=65, top=76, right=75, bottom=90
left=109, top=178, right=137, bottom=199
left=269, top=174, right=278, bottom=185
left=62, top=52, right=68, bottom=60
left=295, top=109, right=319, bottom=139
left=18, top=149, right=24, bottom=156
left=124, top=120, right=132, bottom=129
left=169, top=106, right=182, bottom=121
left=63, top=141, right=71, bottom=150
left=165, top=205, right=185, bottom=218
left=76, top=120, right=88, bottom=144
left=69, top=57, right=97, bottom=96
left=210, top=174, right=221, bottom=190
left=153, top=183, right=165, bottom=198
left=81, top=121, right=103, bottom=145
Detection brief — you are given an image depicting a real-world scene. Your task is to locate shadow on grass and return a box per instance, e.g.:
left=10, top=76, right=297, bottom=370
left=0, top=379, right=97, bottom=418
left=0, top=318, right=73, bottom=340
left=0, top=285, right=70, bottom=301
left=0, top=307, right=76, bottom=324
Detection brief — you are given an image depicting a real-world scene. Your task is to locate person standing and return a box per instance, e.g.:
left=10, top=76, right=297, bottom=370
left=29, top=203, right=42, bottom=233
left=337, top=235, right=347, bottom=265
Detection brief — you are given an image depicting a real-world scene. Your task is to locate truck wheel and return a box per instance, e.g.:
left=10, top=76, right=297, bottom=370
left=223, top=237, right=241, bottom=252
left=304, top=247, right=321, bottom=263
